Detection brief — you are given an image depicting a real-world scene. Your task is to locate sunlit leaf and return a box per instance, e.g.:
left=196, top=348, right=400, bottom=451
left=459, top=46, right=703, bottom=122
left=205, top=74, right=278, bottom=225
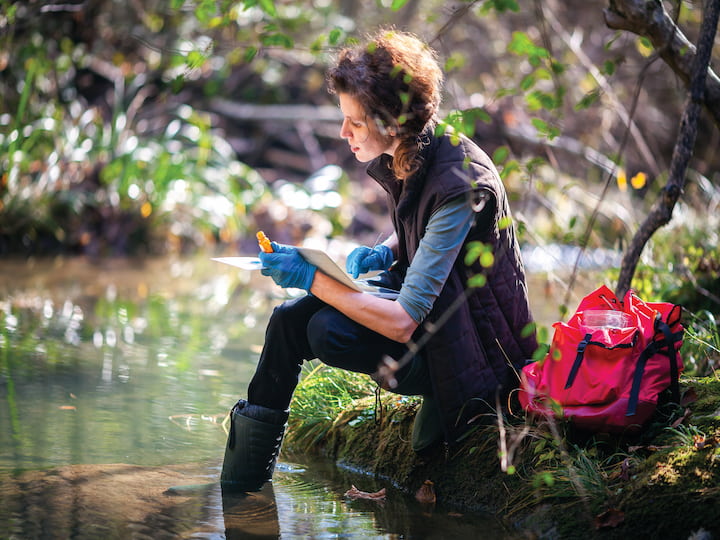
left=508, top=32, right=550, bottom=62
left=481, top=0, right=520, bottom=13
left=468, top=274, right=487, bottom=288
left=258, top=0, right=277, bottom=17
left=636, top=37, right=653, bottom=57
left=328, top=28, right=343, bottom=45
left=390, top=0, right=409, bottom=11
left=575, top=88, right=601, bottom=111
left=243, top=46, right=258, bottom=63
left=187, top=50, right=207, bottom=69
left=493, top=146, right=509, bottom=164
left=602, top=60, right=616, bottom=76
left=530, top=117, right=560, bottom=140
left=444, top=52, right=466, bottom=72
left=520, top=74, right=536, bottom=91
left=521, top=321, right=536, bottom=338
left=480, top=251, right=494, bottom=267
left=194, top=0, right=216, bottom=23
left=261, top=33, right=294, bottom=49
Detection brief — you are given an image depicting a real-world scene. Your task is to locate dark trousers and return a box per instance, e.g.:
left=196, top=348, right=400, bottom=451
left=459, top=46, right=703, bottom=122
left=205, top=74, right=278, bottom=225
left=247, top=294, right=432, bottom=411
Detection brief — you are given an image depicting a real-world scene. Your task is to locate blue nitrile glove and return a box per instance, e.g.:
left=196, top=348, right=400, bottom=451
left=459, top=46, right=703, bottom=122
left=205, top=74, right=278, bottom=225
left=259, top=242, right=317, bottom=291
left=345, top=244, right=394, bottom=279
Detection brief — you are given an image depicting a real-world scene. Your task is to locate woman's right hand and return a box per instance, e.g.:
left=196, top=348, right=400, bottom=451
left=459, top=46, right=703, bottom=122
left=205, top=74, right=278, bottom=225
left=345, top=244, right=394, bottom=278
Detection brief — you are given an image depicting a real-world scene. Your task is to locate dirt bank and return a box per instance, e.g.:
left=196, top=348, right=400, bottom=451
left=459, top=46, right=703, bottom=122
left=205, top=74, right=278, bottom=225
left=284, top=377, right=720, bottom=539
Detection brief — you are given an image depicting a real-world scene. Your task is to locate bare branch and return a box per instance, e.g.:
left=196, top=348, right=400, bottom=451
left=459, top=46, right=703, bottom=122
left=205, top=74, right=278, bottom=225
left=616, top=0, right=720, bottom=297
left=604, top=0, right=720, bottom=128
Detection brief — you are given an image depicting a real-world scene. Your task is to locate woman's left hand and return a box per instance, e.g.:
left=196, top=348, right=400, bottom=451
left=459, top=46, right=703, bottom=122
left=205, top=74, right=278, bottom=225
left=259, top=242, right=317, bottom=291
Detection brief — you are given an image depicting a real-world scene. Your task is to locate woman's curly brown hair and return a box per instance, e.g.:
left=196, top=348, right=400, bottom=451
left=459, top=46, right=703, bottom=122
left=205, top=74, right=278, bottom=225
left=327, top=29, right=443, bottom=180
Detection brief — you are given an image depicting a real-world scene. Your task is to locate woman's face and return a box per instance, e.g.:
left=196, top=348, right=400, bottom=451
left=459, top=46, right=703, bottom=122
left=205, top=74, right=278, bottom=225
left=338, top=93, right=398, bottom=162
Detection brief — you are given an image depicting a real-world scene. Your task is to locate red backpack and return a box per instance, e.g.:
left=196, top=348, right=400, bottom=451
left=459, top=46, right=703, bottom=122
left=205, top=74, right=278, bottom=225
left=519, top=285, right=684, bottom=433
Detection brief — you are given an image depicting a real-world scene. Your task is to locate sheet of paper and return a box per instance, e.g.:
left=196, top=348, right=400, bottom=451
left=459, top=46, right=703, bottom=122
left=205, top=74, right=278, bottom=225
left=211, top=249, right=399, bottom=299
left=211, top=257, right=263, bottom=270
left=295, top=247, right=362, bottom=291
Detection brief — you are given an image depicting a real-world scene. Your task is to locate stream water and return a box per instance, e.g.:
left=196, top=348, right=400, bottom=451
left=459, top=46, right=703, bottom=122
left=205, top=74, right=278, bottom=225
left=0, top=253, right=597, bottom=538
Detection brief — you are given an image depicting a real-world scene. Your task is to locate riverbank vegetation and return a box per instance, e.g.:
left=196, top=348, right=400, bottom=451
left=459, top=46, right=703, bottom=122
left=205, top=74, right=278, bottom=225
left=3, top=2, right=719, bottom=295
left=3, top=1, right=720, bottom=537
left=284, top=310, right=720, bottom=538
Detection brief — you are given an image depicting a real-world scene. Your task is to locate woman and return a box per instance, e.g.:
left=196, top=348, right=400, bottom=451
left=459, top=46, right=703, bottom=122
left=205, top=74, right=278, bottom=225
left=220, top=30, right=537, bottom=493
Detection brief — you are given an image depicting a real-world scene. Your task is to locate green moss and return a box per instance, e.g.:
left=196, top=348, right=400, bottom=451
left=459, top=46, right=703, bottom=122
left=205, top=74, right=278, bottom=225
left=285, top=370, right=720, bottom=538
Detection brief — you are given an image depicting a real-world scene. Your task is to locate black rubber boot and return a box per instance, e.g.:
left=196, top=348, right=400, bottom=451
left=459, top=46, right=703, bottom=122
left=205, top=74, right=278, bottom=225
left=220, top=399, right=289, bottom=493
left=376, top=358, right=443, bottom=453
left=411, top=395, right=443, bottom=453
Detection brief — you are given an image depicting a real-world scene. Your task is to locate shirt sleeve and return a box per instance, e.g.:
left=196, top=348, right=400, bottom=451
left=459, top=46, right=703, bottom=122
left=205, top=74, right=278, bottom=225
left=396, top=195, right=481, bottom=324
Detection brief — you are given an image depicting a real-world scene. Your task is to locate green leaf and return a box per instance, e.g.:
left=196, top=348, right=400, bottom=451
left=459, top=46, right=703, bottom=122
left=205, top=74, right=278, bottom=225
left=258, top=0, right=277, bottom=16
left=187, top=50, right=207, bottom=69
left=498, top=215, right=513, bottom=230
left=194, top=0, right=216, bottom=23
left=260, top=33, right=294, bottom=49
left=243, top=46, right=258, bottom=63
left=480, top=251, right=494, bottom=268
left=508, top=32, right=549, bottom=61
left=481, top=0, right=519, bottom=13
left=521, top=321, right=536, bottom=339
left=531, top=117, right=560, bottom=140
left=328, top=28, right=343, bottom=45
left=575, top=88, right=601, bottom=111
left=602, top=60, right=616, bottom=76
left=499, top=160, right=520, bottom=180
left=444, top=52, right=466, bottom=72
left=520, top=73, right=536, bottom=91
left=391, top=0, right=410, bottom=10
left=525, top=90, right=560, bottom=111
left=493, top=146, right=509, bottom=164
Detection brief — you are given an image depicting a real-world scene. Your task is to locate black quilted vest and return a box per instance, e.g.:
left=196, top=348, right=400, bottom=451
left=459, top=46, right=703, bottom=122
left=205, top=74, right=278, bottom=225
left=367, top=131, right=538, bottom=442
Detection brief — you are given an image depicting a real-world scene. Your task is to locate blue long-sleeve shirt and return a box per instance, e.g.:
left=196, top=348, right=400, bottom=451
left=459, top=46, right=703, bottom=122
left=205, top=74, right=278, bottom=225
left=396, top=195, right=481, bottom=324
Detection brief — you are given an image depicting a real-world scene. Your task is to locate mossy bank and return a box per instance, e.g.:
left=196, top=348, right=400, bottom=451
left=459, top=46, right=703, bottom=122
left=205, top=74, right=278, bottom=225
left=283, top=373, right=720, bottom=540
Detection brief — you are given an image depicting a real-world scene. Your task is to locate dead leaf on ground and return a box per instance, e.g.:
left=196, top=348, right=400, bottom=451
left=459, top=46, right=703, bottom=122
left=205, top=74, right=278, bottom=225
left=681, top=387, right=698, bottom=407
left=671, top=407, right=692, bottom=428
left=619, top=457, right=633, bottom=481
left=693, top=434, right=720, bottom=450
left=594, top=508, right=625, bottom=529
left=415, top=480, right=436, bottom=505
left=344, top=485, right=386, bottom=501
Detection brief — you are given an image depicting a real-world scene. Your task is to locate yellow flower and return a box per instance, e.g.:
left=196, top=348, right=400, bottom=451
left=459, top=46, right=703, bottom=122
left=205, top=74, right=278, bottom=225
left=617, top=170, right=628, bottom=192
left=631, top=171, right=647, bottom=189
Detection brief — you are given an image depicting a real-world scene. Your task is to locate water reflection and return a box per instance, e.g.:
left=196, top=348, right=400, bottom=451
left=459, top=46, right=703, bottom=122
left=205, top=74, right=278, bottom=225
left=0, top=255, right=516, bottom=538
left=0, top=256, right=278, bottom=469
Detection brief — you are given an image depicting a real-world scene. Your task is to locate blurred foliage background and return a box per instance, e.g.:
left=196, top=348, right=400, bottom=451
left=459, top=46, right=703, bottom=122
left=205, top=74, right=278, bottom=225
left=1, top=0, right=719, bottom=315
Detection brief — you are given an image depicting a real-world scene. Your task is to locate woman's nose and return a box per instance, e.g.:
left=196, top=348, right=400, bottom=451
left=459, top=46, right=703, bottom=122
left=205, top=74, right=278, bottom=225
left=340, top=118, right=351, bottom=139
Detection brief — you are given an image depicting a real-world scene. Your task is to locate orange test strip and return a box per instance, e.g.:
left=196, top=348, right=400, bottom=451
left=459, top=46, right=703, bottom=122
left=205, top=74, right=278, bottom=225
left=257, top=231, right=273, bottom=253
